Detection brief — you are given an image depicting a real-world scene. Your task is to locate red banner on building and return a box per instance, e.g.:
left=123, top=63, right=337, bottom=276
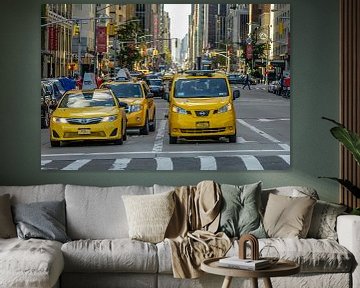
left=96, top=27, right=107, bottom=53
left=48, top=26, right=58, bottom=51
left=246, top=44, right=253, bottom=60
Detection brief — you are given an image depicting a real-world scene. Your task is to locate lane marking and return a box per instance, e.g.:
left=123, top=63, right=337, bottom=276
left=237, top=137, right=257, bottom=143
left=198, top=156, right=217, bottom=170
left=237, top=119, right=280, bottom=143
left=109, top=158, right=131, bottom=170
left=61, top=159, right=91, bottom=170
left=258, top=118, right=290, bottom=122
left=279, top=155, right=291, bottom=165
left=155, top=157, right=173, bottom=170
left=152, top=120, right=167, bottom=153
left=238, top=155, right=264, bottom=170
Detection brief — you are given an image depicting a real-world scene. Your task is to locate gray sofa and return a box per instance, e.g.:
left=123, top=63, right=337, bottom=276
left=0, top=183, right=359, bottom=288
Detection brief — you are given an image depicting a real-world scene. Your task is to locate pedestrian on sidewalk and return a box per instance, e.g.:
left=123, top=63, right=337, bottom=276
left=242, top=73, right=251, bottom=90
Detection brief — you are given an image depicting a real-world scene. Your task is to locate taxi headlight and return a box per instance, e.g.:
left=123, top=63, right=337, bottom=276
left=52, top=117, right=68, bottom=123
left=101, top=115, right=117, bottom=122
left=128, top=104, right=142, bottom=113
left=218, top=103, right=232, bottom=114
left=172, top=105, right=188, bottom=115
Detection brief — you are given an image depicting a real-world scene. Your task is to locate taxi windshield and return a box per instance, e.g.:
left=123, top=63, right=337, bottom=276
left=106, top=83, right=143, bottom=98
left=58, top=91, right=116, bottom=108
left=174, top=78, right=229, bottom=98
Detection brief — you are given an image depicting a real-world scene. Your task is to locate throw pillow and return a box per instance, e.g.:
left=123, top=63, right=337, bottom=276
left=0, top=194, right=17, bottom=238
left=307, top=200, right=347, bottom=240
left=12, top=200, right=70, bottom=243
left=263, top=193, right=316, bottom=238
left=218, top=182, right=267, bottom=239
left=122, top=191, right=175, bottom=243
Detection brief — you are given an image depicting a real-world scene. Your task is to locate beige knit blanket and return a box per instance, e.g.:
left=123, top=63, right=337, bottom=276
left=165, top=181, right=231, bottom=278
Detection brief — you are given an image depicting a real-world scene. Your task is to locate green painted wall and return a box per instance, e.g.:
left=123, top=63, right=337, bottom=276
left=0, top=0, right=340, bottom=203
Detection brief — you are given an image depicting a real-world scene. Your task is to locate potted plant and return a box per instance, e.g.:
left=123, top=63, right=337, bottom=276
left=320, top=117, right=360, bottom=215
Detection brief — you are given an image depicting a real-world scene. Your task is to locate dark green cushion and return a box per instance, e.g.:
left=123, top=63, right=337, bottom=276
left=218, top=182, right=266, bottom=238
left=12, top=200, right=70, bottom=243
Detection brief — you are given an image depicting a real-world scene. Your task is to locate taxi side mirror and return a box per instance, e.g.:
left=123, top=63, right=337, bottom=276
left=118, top=101, right=128, bottom=109
left=147, top=92, right=154, bottom=98
left=233, top=90, right=240, bottom=100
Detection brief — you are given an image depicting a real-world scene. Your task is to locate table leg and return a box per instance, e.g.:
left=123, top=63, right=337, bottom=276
left=221, top=276, right=233, bottom=288
left=251, top=278, right=258, bottom=288
left=263, top=277, right=273, bottom=288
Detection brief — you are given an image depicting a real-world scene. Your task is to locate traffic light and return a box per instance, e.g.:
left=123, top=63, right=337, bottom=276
left=72, top=24, right=80, bottom=36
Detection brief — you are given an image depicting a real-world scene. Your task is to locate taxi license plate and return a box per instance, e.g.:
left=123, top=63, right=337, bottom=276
left=78, top=128, right=91, bottom=135
left=196, top=121, right=209, bottom=128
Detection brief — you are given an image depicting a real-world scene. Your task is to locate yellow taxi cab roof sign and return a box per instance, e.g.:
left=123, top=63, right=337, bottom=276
left=184, top=70, right=215, bottom=77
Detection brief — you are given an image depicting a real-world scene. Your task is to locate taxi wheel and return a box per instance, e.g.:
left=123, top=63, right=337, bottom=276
left=114, top=137, right=123, bottom=145
left=140, top=116, right=149, bottom=135
left=50, top=140, right=60, bottom=147
left=228, top=134, right=237, bottom=143
left=149, top=111, right=156, bottom=132
left=169, top=135, right=177, bottom=144
left=122, top=122, right=127, bottom=141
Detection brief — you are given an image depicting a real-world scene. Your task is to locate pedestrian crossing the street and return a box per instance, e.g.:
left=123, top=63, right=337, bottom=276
left=41, top=155, right=290, bottom=171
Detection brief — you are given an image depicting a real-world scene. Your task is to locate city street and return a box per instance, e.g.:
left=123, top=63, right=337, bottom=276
left=41, top=84, right=290, bottom=171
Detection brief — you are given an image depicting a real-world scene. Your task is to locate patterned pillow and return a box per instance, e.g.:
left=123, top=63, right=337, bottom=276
left=122, top=191, right=175, bottom=243
left=0, top=194, right=16, bottom=238
left=218, top=182, right=266, bottom=239
left=307, top=200, right=347, bottom=240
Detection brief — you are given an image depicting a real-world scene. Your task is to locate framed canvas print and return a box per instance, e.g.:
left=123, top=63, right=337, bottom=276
left=40, top=3, right=290, bottom=172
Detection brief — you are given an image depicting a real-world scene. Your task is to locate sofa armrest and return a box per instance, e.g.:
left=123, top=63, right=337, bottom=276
left=337, top=215, right=360, bottom=288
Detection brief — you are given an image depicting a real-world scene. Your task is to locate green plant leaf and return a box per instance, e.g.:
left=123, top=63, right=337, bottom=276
left=318, top=177, right=360, bottom=198
left=322, top=117, right=360, bottom=165
left=330, top=127, right=360, bottom=165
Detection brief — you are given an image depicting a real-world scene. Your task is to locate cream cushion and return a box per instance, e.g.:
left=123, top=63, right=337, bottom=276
left=263, top=193, right=316, bottom=238
left=122, top=191, right=175, bottom=243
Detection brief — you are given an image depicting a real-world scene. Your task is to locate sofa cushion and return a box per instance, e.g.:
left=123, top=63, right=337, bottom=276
left=261, top=186, right=319, bottom=213
left=226, top=238, right=353, bottom=273
left=0, top=238, right=64, bottom=288
left=61, top=239, right=158, bottom=273
left=307, top=200, right=347, bottom=240
left=0, top=194, right=16, bottom=238
left=0, top=184, right=65, bottom=204
left=65, top=185, right=153, bottom=239
left=12, top=200, right=70, bottom=243
left=122, top=191, right=175, bottom=243
left=263, top=193, right=316, bottom=238
left=218, top=182, right=266, bottom=238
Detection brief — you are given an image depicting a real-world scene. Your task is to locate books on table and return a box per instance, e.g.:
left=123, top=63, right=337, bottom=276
left=218, top=256, right=271, bottom=270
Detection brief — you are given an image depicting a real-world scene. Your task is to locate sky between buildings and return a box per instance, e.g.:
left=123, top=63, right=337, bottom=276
left=163, top=4, right=191, bottom=40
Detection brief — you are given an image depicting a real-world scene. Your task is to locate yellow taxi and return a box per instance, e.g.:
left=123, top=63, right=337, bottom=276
left=167, top=70, right=240, bottom=144
left=101, top=80, right=156, bottom=135
left=49, top=89, right=127, bottom=147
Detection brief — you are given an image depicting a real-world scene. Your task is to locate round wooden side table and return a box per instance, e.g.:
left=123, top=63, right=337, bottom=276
left=201, top=257, right=300, bottom=288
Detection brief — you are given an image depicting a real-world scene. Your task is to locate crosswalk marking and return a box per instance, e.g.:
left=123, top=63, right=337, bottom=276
left=238, top=155, right=264, bottom=170
left=279, top=155, right=290, bottom=165
left=198, top=156, right=217, bottom=170
left=41, top=160, right=52, bottom=166
left=41, top=155, right=289, bottom=171
left=61, top=159, right=91, bottom=170
left=109, top=158, right=131, bottom=170
left=155, top=157, right=173, bottom=170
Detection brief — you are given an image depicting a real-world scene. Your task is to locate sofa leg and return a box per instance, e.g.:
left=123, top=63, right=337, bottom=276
left=221, top=276, right=232, bottom=288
